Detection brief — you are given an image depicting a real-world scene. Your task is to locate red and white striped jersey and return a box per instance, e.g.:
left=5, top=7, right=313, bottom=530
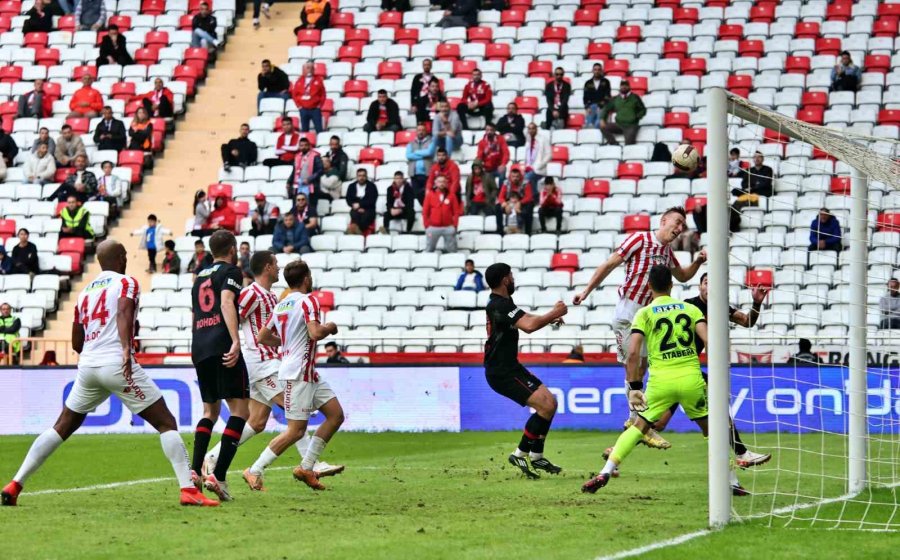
left=239, top=282, right=279, bottom=362
left=615, top=231, right=680, bottom=306
left=268, top=292, right=322, bottom=383
left=74, top=271, right=139, bottom=368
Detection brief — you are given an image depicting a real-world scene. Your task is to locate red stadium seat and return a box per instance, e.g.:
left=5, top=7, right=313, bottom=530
left=514, top=96, right=539, bottom=114
left=57, top=14, right=76, bottom=31
left=208, top=183, right=232, bottom=199
left=583, top=179, right=609, bottom=199
left=337, top=45, right=361, bottom=63
left=188, top=0, right=211, bottom=12
left=141, top=0, right=166, bottom=15
left=66, top=117, right=90, bottom=134
left=830, top=177, right=850, bottom=195
left=797, top=107, right=824, bottom=125
left=0, top=1, right=19, bottom=16
left=617, top=163, right=643, bottom=181
left=654, top=0, right=678, bottom=7
left=118, top=149, right=145, bottom=166
left=738, top=40, right=764, bottom=58
left=663, top=112, right=690, bottom=129
left=551, top=146, right=569, bottom=164
left=873, top=18, right=899, bottom=37
left=378, top=10, right=403, bottom=29
left=587, top=42, right=611, bottom=60
left=54, top=168, right=75, bottom=183
left=879, top=110, right=900, bottom=126
left=623, top=214, right=650, bottom=232
left=343, top=29, right=368, bottom=48
left=864, top=55, right=890, bottom=74
left=500, top=9, right=526, bottom=26
left=394, top=130, right=416, bottom=146
left=35, top=48, right=59, bottom=67
left=111, top=82, right=136, bottom=100
left=812, top=147, right=833, bottom=161
left=173, top=65, right=198, bottom=96
left=801, top=91, right=827, bottom=108
left=680, top=58, right=707, bottom=77
left=467, top=27, right=493, bottom=44
left=683, top=128, right=706, bottom=144
left=343, top=80, right=368, bottom=98
left=616, top=25, right=641, bottom=42
left=0, top=66, right=22, bottom=83
left=684, top=197, right=706, bottom=214
left=672, top=7, right=698, bottom=24
left=745, top=269, right=773, bottom=288
left=550, top=253, right=579, bottom=273
left=877, top=213, right=900, bottom=232
left=378, top=61, right=402, bottom=80
left=231, top=200, right=249, bottom=220
left=394, top=28, right=417, bottom=45
left=718, top=24, right=743, bottom=40
left=60, top=252, right=82, bottom=274
left=604, top=59, right=629, bottom=77
left=542, top=27, right=567, bottom=44
left=826, top=1, right=851, bottom=21
left=134, top=47, right=159, bottom=66
left=107, top=15, right=131, bottom=30
left=311, top=290, right=334, bottom=313
left=749, top=3, right=775, bottom=22
left=485, top=43, right=510, bottom=61
left=628, top=76, right=648, bottom=95
left=58, top=237, right=86, bottom=257
left=527, top=60, right=552, bottom=79
left=358, top=148, right=384, bottom=166
left=453, top=60, right=477, bottom=79
left=573, top=8, right=599, bottom=26
left=0, top=15, right=11, bottom=32
left=72, top=65, right=97, bottom=81
left=144, top=31, right=169, bottom=48
left=178, top=14, right=193, bottom=29
left=726, top=75, right=752, bottom=97
left=794, top=22, right=819, bottom=39
left=295, top=29, right=320, bottom=46
left=879, top=3, right=900, bottom=17
left=124, top=100, right=142, bottom=116
left=566, top=113, right=585, bottom=129
left=763, top=129, right=789, bottom=144
left=785, top=56, right=811, bottom=74
left=508, top=0, right=531, bottom=7
left=331, top=12, right=354, bottom=30
left=23, top=32, right=47, bottom=48
left=815, top=38, right=841, bottom=56
left=0, top=218, right=16, bottom=238
left=663, top=41, right=687, bottom=60
left=436, top=43, right=460, bottom=60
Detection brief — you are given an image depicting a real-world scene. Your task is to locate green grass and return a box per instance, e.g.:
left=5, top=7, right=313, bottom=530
left=1, top=431, right=898, bottom=559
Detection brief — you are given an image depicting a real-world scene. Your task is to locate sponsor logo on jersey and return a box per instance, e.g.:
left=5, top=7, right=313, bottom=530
left=651, top=303, right=685, bottom=313
left=86, top=277, right=113, bottom=292
left=197, top=265, right=219, bottom=278
left=227, top=278, right=242, bottom=289
left=275, top=299, right=296, bottom=313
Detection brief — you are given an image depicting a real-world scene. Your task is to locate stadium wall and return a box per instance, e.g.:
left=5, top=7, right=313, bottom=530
left=0, top=365, right=897, bottom=435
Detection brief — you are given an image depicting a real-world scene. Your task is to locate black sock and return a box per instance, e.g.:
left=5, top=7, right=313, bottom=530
left=524, top=413, right=552, bottom=454
left=517, top=433, right=532, bottom=454
left=731, top=424, right=748, bottom=456
left=213, top=416, right=246, bottom=481
left=191, top=418, right=215, bottom=474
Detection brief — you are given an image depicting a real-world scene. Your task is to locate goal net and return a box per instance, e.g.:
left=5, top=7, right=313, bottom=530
left=705, top=88, right=900, bottom=530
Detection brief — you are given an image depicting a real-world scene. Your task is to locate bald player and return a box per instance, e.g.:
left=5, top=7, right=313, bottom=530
left=1, top=240, right=218, bottom=507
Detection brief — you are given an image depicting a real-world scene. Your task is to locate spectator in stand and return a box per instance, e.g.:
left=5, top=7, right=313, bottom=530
left=583, top=63, right=611, bottom=129
left=192, top=190, right=212, bottom=237
left=262, top=118, right=300, bottom=167
left=95, top=160, right=123, bottom=210
left=75, top=0, right=106, bottom=30
left=364, top=90, right=402, bottom=133
left=128, top=106, right=153, bottom=153
left=563, top=345, right=585, bottom=363
left=438, top=0, right=478, bottom=28
left=727, top=147, right=743, bottom=177
left=59, top=196, right=94, bottom=239
left=464, top=161, right=497, bottom=216
left=188, top=239, right=213, bottom=275
left=432, top=100, right=463, bottom=153
left=0, top=303, right=21, bottom=357
left=410, top=59, right=435, bottom=111
left=416, top=79, right=447, bottom=126
left=93, top=105, right=126, bottom=152
left=733, top=151, right=773, bottom=210
left=220, top=123, right=257, bottom=170
left=809, top=208, right=842, bottom=252
left=600, top=80, right=646, bottom=146
left=238, top=241, right=252, bottom=284
left=544, top=67, right=571, bottom=131
left=0, top=246, right=12, bottom=275
left=68, top=74, right=103, bottom=119
left=831, top=51, right=861, bottom=92
left=407, top=123, right=437, bottom=204
left=17, top=80, right=49, bottom=119
left=324, top=135, right=349, bottom=181
left=346, top=169, right=378, bottom=235
left=22, top=0, right=55, bottom=33
left=249, top=193, right=279, bottom=236
left=191, top=2, right=219, bottom=51
left=426, top=147, right=461, bottom=199
left=288, top=137, right=323, bottom=199
left=324, top=341, right=350, bottom=364
left=257, top=59, right=291, bottom=109
left=292, top=61, right=326, bottom=133
left=455, top=259, right=484, bottom=292
left=31, top=127, right=56, bottom=156
left=11, top=229, right=39, bottom=275
left=96, top=24, right=133, bottom=66
left=136, top=78, right=174, bottom=119
left=297, top=0, right=331, bottom=31
left=161, top=240, right=181, bottom=274
left=293, top=192, right=319, bottom=235
left=523, top=122, right=551, bottom=199
left=497, top=102, right=525, bottom=147
left=382, top=171, right=415, bottom=233
left=207, top=195, right=237, bottom=233
left=423, top=176, right=460, bottom=253
left=272, top=212, right=312, bottom=254
left=457, top=68, right=493, bottom=129
left=55, top=125, right=86, bottom=167
left=250, top=0, right=273, bottom=27
left=24, top=142, right=56, bottom=185
left=46, top=154, right=96, bottom=202
left=880, top=279, right=900, bottom=329
left=495, top=168, right=533, bottom=235
left=786, top=338, right=823, bottom=365
left=476, top=122, right=509, bottom=189
left=673, top=199, right=707, bottom=255
left=0, top=128, right=18, bottom=167
left=499, top=190, right=522, bottom=234
left=382, top=0, right=411, bottom=10
left=537, top=177, right=563, bottom=234
left=318, top=156, right=342, bottom=201
left=131, top=214, right=171, bottom=273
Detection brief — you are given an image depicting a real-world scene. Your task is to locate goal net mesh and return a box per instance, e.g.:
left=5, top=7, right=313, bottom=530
left=720, top=91, right=900, bottom=530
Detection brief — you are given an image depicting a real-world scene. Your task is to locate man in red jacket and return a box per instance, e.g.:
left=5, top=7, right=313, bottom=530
left=425, top=147, right=460, bottom=199
left=538, top=176, right=564, bottom=233
left=262, top=118, right=300, bottom=167
left=495, top=168, right=534, bottom=235
left=292, top=61, right=325, bottom=133
left=457, top=68, right=493, bottom=130
left=68, top=74, right=103, bottom=119
left=475, top=122, right=510, bottom=189
left=423, top=176, right=460, bottom=253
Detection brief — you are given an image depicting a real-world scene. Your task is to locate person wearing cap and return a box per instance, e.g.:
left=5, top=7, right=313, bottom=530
left=249, top=193, right=279, bottom=236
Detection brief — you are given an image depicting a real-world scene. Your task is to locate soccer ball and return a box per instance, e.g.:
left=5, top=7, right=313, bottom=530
left=672, top=143, right=700, bottom=172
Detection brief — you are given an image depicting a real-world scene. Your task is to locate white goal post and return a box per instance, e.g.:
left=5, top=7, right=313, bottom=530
left=706, top=87, right=900, bottom=528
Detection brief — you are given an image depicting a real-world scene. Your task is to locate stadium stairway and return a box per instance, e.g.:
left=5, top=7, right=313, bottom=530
left=40, top=8, right=300, bottom=361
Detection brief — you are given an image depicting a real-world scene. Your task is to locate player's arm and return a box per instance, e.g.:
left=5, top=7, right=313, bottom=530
left=695, top=320, right=709, bottom=350
left=117, top=295, right=136, bottom=375
left=257, top=324, right=281, bottom=347
left=730, top=286, right=768, bottom=328
left=573, top=252, right=624, bottom=304
left=307, top=319, right=338, bottom=342
left=671, top=249, right=707, bottom=282
left=71, top=318, right=85, bottom=354
left=221, top=289, right=241, bottom=367
left=514, top=301, right=567, bottom=334
left=625, top=330, right=647, bottom=412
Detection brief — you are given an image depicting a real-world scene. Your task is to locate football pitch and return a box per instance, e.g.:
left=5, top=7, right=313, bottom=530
left=2, top=431, right=898, bottom=559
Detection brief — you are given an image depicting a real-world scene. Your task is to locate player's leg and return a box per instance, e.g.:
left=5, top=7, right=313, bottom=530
left=204, top=356, right=251, bottom=500
left=486, top=368, right=546, bottom=479
left=296, top=395, right=343, bottom=477
left=204, top=396, right=272, bottom=477
left=732, top=417, right=771, bottom=468
left=523, top=384, right=562, bottom=474
left=615, top=316, right=670, bottom=450
left=244, top=417, right=309, bottom=491
left=191, top=358, right=223, bottom=480
left=652, top=403, right=680, bottom=432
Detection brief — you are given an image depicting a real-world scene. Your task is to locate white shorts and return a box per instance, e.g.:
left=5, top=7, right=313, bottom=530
left=247, top=358, right=284, bottom=406
left=614, top=298, right=648, bottom=364
left=283, top=378, right=336, bottom=421
left=65, top=362, right=163, bottom=415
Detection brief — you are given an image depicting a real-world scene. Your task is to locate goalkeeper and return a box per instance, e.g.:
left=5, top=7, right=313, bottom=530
left=583, top=265, right=709, bottom=493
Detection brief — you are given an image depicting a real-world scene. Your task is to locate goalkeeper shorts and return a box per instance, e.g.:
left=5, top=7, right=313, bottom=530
left=640, top=374, right=708, bottom=424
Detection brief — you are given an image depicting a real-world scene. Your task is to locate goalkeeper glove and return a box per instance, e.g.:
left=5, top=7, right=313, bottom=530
left=627, top=389, right=647, bottom=412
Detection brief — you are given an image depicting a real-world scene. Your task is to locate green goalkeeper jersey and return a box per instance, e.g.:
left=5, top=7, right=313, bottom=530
left=631, top=295, right=706, bottom=380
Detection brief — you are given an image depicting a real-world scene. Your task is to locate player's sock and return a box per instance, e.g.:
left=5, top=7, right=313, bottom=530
left=207, top=423, right=258, bottom=461
left=300, top=436, right=327, bottom=471
left=529, top=416, right=552, bottom=460
left=249, top=446, right=279, bottom=476
left=512, top=445, right=528, bottom=458
left=522, top=413, right=551, bottom=459
left=295, top=432, right=312, bottom=458
left=213, top=416, right=246, bottom=481
left=13, top=428, right=63, bottom=484
left=190, top=418, right=215, bottom=473
left=729, top=468, right=740, bottom=487
left=604, top=426, right=644, bottom=470
left=159, top=430, right=193, bottom=489
left=730, top=425, right=748, bottom=456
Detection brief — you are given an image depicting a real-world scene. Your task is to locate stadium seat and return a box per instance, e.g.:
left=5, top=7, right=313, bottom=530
left=616, top=26, right=641, bottom=43
left=623, top=214, right=650, bottom=233
left=673, top=7, right=698, bottom=24
left=378, top=11, right=403, bottom=29
left=719, top=24, right=743, bottom=40
left=877, top=213, right=900, bottom=233
left=583, top=179, right=609, bottom=199
left=295, top=29, right=320, bottom=46
left=500, top=9, right=527, bottom=27
left=746, top=269, right=774, bottom=288
left=825, top=1, right=851, bottom=21
left=550, top=253, right=579, bottom=273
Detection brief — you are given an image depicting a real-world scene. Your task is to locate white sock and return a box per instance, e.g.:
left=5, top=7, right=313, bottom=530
left=512, top=448, right=527, bottom=458
left=208, top=425, right=257, bottom=460
left=529, top=452, right=543, bottom=460
left=295, top=432, right=312, bottom=458
left=159, top=430, right=193, bottom=489
left=729, top=468, right=740, bottom=487
left=14, top=428, right=64, bottom=485
left=600, top=459, right=617, bottom=476
left=249, top=446, right=279, bottom=476
left=300, top=436, right=326, bottom=471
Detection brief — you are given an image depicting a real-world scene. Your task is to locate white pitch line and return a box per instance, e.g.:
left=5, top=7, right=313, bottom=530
left=593, top=529, right=715, bottom=560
